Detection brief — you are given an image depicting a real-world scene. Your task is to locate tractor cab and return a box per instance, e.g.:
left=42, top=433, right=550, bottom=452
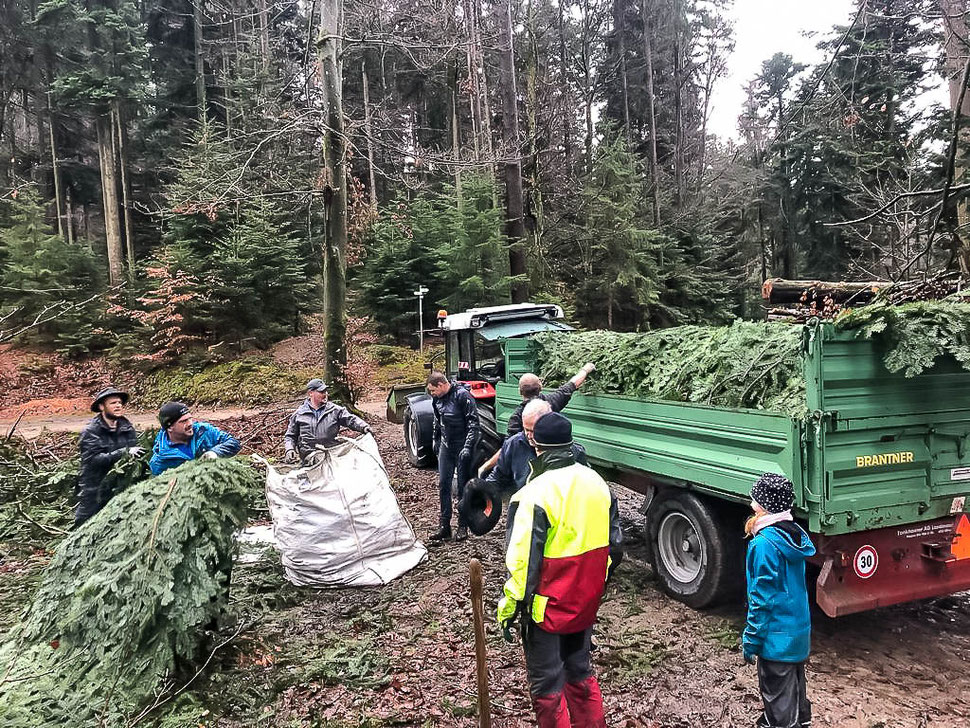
left=392, top=303, right=573, bottom=468
left=438, top=303, right=573, bottom=391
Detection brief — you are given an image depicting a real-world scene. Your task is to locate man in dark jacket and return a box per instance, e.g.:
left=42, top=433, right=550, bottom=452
left=486, top=399, right=587, bottom=496
left=505, top=362, right=596, bottom=436
left=283, top=378, right=371, bottom=463
left=76, top=387, right=143, bottom=527
left=427, top=371, right=480, bottom=542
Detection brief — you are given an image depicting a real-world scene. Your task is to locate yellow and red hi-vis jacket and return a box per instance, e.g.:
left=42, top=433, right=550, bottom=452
left=497, top=451, right=622, bottom=634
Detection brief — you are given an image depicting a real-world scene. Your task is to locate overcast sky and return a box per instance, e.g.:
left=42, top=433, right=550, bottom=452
left=708, top=0, right=859, bottom=140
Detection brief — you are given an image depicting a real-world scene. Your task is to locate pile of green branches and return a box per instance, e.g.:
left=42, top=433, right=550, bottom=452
left=0, top=458, right=255, bottom=726
left=530, top=321, right=806, bottom=415
left=835, top=298, right=970, bottom=377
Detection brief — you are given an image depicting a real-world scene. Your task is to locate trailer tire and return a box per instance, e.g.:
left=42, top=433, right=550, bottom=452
left=403, top=406, right=434, bottom=468
left=647, top=491, right=742, bottom=609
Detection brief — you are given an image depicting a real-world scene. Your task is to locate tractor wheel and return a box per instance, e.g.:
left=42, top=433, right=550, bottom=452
left=403, top=406, right=434, bottom=468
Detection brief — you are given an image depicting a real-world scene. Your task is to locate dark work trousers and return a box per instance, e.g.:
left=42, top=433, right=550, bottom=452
left=522, top=622, right=594, bottom=696
left=437, top=442, right=470, bottom=530
left=756, top=658, right=811, bottom=728
left=522, top=622, right=604, bottom=727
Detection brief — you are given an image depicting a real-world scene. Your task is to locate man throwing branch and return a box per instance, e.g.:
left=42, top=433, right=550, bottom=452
left=497, top=412, right=622, bottom=727
left=505, top=362, right=595, bottom=436
left=76, top=387, right=143, bottom=527
left=149, top=402, right=241, bottom=475
left=283, top=378, right=371, bottom=464
left=427, top=371, right=479, bottom=542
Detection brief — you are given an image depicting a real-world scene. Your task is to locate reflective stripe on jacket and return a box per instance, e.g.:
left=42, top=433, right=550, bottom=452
left=149, top=421, right=241, bottom=475
left=497, top=450, right=621, bottom=634
left=284, top=399, right=368, bottom=458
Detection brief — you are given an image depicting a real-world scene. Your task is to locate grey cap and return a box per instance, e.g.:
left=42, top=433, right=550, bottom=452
left=306, top=378, right=329, bottom=392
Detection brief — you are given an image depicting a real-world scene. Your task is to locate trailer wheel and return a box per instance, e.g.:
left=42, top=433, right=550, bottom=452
left=403, top=406, right=433, bottom=468
left=647, top=491, right=742, bottom=609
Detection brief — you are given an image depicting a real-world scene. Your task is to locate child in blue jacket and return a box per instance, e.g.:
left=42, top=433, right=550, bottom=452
left=742, top=473, right=816, bottom=728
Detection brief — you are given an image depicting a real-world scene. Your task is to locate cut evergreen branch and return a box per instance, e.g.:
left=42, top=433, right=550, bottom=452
left=834, top=299, right=970, bottom=377
left=529, top=322, right=807, bottom=416
left=0, top=458, right=255, bottom=726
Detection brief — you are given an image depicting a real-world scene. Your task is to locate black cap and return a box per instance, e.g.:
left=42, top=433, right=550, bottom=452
left=532, top=412, right=573, bottom=449
left=751, top=473, right=795, bottom=514
left=306, top=378, right=329, bottom=392
left=91, top=387, right=129, bottom=412
left=159, top=401, right=191, bottom=429
left=458, top=478, right=503, bottom=536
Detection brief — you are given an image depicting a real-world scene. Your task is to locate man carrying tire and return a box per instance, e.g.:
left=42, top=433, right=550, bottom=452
left=497, top=412, right=622, bottom=728
left=427, top=371, right=479, bottom=542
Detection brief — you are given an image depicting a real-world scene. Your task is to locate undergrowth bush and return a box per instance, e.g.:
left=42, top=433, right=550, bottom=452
left=134, top=357, right=316, bottom=407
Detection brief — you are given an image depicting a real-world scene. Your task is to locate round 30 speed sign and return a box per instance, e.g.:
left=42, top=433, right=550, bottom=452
left=853, top=545, right=879, bottom=579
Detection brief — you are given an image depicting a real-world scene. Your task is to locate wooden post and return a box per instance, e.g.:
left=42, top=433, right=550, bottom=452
left=469, top=558, right=492, bottom=728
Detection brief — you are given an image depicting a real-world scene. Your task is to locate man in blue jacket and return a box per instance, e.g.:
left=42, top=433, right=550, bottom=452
left=742, top=472, right=816, bottom=728
left=486, top=399, right=586, bottom=496
left=149, top=401, right=241, bottom=476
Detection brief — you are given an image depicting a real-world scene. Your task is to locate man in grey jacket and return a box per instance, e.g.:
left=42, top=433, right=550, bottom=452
left=283, top=379, right=372, bottom=463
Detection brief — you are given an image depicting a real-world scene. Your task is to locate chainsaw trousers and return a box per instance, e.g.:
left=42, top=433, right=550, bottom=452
left=523, top=623, right=605, bottom=727
left=755, top=658, right=811, bottom=728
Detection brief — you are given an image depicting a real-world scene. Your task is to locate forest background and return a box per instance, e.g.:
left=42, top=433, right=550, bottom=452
left=3, top=0, right=970, bottom=392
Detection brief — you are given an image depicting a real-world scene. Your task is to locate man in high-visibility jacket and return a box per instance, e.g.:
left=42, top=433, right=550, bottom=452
left=497, top=412, right=622, bottom=728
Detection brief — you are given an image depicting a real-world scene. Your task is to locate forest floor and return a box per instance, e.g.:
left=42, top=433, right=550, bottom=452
left=4, top=396, right=969, bottom=727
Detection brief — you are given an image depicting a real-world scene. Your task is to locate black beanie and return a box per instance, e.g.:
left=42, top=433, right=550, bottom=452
left=751, top=473, right=795, bottom=514
left=532, top=412, right=573, bottom=449
left=159, top=401, right=190, bottom=429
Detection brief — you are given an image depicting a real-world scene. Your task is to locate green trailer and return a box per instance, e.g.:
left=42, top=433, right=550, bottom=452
left=496, top=323, right=970, bottom=616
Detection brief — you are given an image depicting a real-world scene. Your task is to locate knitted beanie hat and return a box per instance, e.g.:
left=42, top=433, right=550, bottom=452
left=532, top=412, right=573, bottom=448
left=750, top=473, right=795, bottom=514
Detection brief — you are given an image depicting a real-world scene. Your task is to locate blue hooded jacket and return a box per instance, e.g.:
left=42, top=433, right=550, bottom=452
left=149, top=421, right=241, bottom=475
left=743, top=520, right=816, bottom=663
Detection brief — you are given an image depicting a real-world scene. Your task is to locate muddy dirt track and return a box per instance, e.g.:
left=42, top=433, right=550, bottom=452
left=217, top=402, right=970, bottom=728
left=6, top=400, right=970, bottom=727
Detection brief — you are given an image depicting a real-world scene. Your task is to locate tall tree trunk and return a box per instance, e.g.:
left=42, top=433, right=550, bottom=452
left=362, top=63, right=378, bottom=211
left=318, top=0, right=348, bottom=391
left=47, top=92, right=64, bottom=238
left=614, top=0, right=632, bottom=145
left=941, top=0, right=970, bottom=272
left=495, top=0, right=528, bottom=302
left=641, top=0, right=660, bottom=225
left=557, top=0, right=572, bottom=168
left=96, top=113, right=124, bottom=285
left=451, top=57, right=463, bottom=207
left=193, top=0, right=207, bottom=116
left=673, top=24, right=685, bottom=207
left=257, top=0, right=271, bottom=74
left=113, top=100, right=135, bottom=278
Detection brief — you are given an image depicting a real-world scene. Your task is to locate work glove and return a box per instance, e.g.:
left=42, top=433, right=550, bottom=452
left=502, top=624, right=516, bottom=644
left=127, top=446, right=146, bottom=458
left=582, top=362, right=596, bottom=374
left=283, top=449, right=298, bottom=464
left=459, top=447, right=472, bottom=462
left=200, top=451, right=219, bottom=461
left=362, top=426, right=373, bottom=436
left=743, top=651, right=756, bottom=666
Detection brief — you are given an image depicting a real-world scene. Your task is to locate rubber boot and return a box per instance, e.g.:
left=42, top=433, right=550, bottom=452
left=533, top=691, right=570, bottom=728
left=563, top=676, right=606, bottom=727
